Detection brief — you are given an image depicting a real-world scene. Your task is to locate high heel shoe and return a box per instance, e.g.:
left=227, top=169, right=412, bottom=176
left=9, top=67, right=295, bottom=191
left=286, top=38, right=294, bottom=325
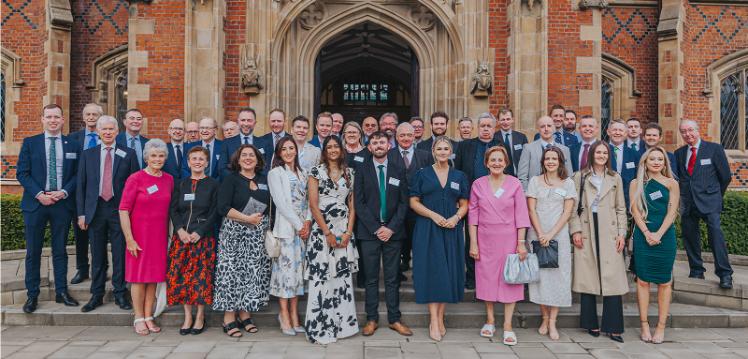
left=191, top=318, right=206, bottom=335
left=278, top=314, right=296, bottom=336
left=640, top=321, right=652, bottom=343
left=652, top=322, right=666, bottom=344
left=587, top=329, right=600, bottom=337
left=608, top=333, right=624, bottom=343
left=429, top=324, right=442, bottom=342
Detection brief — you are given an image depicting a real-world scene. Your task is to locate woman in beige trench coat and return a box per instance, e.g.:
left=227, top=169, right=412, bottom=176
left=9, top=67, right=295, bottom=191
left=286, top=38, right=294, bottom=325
left=569, top=141, right=628, bottom=343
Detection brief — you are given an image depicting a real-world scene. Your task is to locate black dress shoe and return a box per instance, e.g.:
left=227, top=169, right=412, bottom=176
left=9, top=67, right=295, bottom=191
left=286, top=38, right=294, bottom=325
left=689, top=273, right=705, bottom=279
left=23, top=297, right=38, bottom=314
left=609, top=334, right=624, bottom=343
left=400, top=262, right=410, bottom=272
left=398, top=273, right=407, bottom=282
left=114, top=295, right=133, bottom=310
left=191, top=322, right=206, bottom=335
left=70, top=270, right=89, bottom=285
left=719, top=275, right=733, bottom=289
left=179, top=326, right=193, bottom=336
left=587, top=329, right=600, bottom=337
left=81, top=296, right=103, bottom=312
left=55, top=291, right=79, bottom=306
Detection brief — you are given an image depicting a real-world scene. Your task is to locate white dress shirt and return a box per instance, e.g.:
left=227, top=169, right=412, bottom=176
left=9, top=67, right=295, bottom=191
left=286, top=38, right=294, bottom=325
left=43, top=132, right=64, bottom=192
left=373, top=157, right=389, bottom=221
left=99, top=145, right=115, bottom=196
left=685, top=139, right=701, bottom=170
left=398, top=145, right=414, bottom=164
left=611, top=143, right=624, bottom=173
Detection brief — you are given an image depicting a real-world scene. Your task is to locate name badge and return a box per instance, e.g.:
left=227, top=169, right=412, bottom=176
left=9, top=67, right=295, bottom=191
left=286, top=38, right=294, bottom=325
left=147, top=185, right=158, bottom=194
left=354, top=156, right=364, bottom=163
left=514, top=144, right=523, bottom=151
left=65, top=152, right=77, bottom=159
left=257, top=183, right=268, bottom=191
left=115, top=149, right=127, bottom=158
left=259, top=148, right=265, bottom=154
left=649, top=190, right=663, bottom=201
left=554, top=188, right=567, bottom=197
left=449, top=154, right=456, bottom=160
left=388, top=177, right=400, bottom=187
left=494, top=188, right=505, bottom=198
left=625, top=162, right=635, bottom=170
left=215, top=154, right=220, bottom=160
left=450, top=181, right=460, bottom=191
left=701, top=159, right=711, bottom=166
left=184, top=193, right=195, bottom=201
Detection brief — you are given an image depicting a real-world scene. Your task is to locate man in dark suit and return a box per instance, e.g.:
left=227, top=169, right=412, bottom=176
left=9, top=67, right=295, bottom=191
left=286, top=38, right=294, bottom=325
left=115, top=108, right=149, bottom=169
left=416, top=111, right=456, bottom=152
left=362, top=116, right=379, bottom=145
left=218, top=107, right=272, bottom=178
left=163, top=118, right=186, bottom=180
left=454, top=113, right=503, bottom=290
left=643, top=122, right=677, bottom=177
left=67, top=103, right=103, bottom=285
left=354, top=131, right=412, bottom=337
left=608, top=119, right=641, bottom=209
left=569, top=115, right=600, bottom=172
left=675, top=120, right=733, bottom=288
left=308, top=112, right=334, bottom=148
left=259, top=108, right=291, bottom=151
left=389, top=122, right=433, bottom=278
left=16, top=104, right=81, bottom=313
left=76, top=115, right=140, bottom=312
left=625, top=118, right=646, bottom=155
left=533, top=105, right=579, bottom=147
left=182, top=117, right=222, bottom=178
left=496, top=108, right=528, bottom=176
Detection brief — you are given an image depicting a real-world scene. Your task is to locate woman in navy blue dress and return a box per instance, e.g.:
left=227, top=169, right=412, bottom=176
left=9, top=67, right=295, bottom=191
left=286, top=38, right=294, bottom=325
left=409, top=136, right=469, bottom=342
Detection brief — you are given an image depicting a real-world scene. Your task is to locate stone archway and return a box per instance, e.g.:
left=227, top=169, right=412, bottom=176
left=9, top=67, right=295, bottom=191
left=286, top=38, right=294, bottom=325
left=245, top=0, right=492, bottom=135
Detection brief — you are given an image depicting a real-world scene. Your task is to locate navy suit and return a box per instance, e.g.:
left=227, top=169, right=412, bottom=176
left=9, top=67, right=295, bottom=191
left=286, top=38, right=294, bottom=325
left=163, top=142, right=184, bottom=180
left=16, top=133, right=80, bottom=297
left=115, top=133, right=149, bottom=169
left=181, top=140, right=223, bottom=179
left=675, top=140, right=733, bottom=278
left=625, top=139, right=647, bottom=156
left=76, top=144, right=139, bottom=297
left=308, top=135, right=325, bottom=149
left=569, top=141, right=596, bottom=173
left=498, top=131, right=528, bottom=176
left=609, top=143, right=641, bottom=209
left=66, top=129, right=98, bottom=273
left=534, top=131, right=578, bottom=147
left=353, top=157, right=408, bottom=324
left=217, top=133, right=272, bottom=179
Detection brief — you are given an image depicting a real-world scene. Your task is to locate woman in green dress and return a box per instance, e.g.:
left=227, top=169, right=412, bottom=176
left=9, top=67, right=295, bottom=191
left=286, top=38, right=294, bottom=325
left=629, top=146, right=680, bottom=345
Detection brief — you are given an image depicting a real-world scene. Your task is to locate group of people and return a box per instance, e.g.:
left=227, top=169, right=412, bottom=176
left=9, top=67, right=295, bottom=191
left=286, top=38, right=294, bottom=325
left=17, top=102, right=734, bottom=346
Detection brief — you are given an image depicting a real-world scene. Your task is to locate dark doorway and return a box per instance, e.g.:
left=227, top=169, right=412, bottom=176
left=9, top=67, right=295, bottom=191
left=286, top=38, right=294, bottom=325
left=315, top=22, right=419, bottom=125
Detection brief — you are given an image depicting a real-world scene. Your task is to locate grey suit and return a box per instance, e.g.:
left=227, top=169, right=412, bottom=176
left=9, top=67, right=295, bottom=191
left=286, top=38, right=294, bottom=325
left=517, top=140, right=573, bottom=191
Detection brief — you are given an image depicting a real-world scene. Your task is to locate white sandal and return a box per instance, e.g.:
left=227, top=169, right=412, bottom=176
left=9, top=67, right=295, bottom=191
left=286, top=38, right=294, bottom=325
left=503, top=330, right=518, bottom=346
left=143, top=316, right=161, bottom=333
left=133, top=318, right=149, bottom=336
left=480, top=323, right=496, bottom=338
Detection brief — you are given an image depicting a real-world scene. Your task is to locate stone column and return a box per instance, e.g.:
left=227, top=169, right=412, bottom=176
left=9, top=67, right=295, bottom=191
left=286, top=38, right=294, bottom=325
left=657, top=0, right=686, bottom=149
left=46, top=0, right=73, bottom=132
left=576, top=1, right=605, bottom=120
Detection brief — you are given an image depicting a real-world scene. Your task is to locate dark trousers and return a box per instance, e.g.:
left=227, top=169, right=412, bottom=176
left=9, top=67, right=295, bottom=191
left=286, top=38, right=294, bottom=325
left=579, top=293, right=624, bottom=334
left=681, top=207, right=733, bottom=278
left=23, top=201, right=72, bottom=297
left=400, top=214, right=416, bottom=268
left=73, top=220, right=89, bottom=272
left=89, top=199, right=127, bottom=296
left=360, top=238, right=402, bottom=324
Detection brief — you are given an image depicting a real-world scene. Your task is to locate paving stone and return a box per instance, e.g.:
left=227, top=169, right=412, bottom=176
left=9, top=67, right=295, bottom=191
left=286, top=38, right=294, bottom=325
left=578, top=342, right=620, bottom=349
left=706, top=354, right=744, bottom=359
left=438, top=342, right=481, bottom=358
left=69, top=340, right=107, bottom=346
left=510, top=347, right=555, bottom=359
left=478, top=354, right=519, bottom=359
left=124, top=346, right=174, bottom=359
left=556, top=355, right=595, bottom=359
left=401, top=342, right=439, bottom=354
left=74, top=326, right=141, bottom=341
left=544, top=342, right=587, bottom=354
left=2, top=325, right=87, bottom=341
left=588, top=349, right=627, bottom=359
left=717, top=342, right=748, bottom=349
left=474, top=342, right=515, bottom=353
left=683, top=342, right=731, bottom=353
left=653, top=348, right=706, bottom=359
left=1, top=346, right=25, bottom=356
left=284, top=345, right=325, bottom=359
left=16, top=340, right=68, bottom=356
left=172, top=341, right=217, bottom=353
left=99, top=340, right=146, bottom=353
left=164, top=353, right=206, bottom=359
left=88, top=352, right=130, bottom=359
left=364, top=346, right=403, bottom=359
left=626, top=353, right=670, bottom=359
left=48, top=344, right=99, bottom=358
left=364, top=340, right=401, bottom=347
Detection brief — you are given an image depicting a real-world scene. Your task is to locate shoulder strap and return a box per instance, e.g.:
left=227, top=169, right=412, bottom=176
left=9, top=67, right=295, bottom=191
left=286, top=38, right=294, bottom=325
left=577, top=173, right=588, bottom=216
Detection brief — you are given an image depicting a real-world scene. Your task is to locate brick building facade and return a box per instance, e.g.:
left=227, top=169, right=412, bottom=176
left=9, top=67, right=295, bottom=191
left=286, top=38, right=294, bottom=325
left=2, top=0, right=747, bottom=188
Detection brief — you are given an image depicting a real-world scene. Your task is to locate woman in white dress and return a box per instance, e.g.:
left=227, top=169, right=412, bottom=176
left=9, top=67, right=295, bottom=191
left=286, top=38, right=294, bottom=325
left=526, top=146, right=576, bottom=340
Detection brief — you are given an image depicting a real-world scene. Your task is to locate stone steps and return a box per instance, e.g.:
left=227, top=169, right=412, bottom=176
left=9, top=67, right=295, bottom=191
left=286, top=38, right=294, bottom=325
left=2, top=301, right=746, bottom=329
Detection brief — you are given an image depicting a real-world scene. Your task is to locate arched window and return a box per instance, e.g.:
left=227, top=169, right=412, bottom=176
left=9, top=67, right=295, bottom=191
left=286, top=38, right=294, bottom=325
left=1, top=47, right=24, bottom=154
left=601, top=53, right=640, bottom=141
left=706, top=49, right=748, bottom=153
left=89, top=45, right=128, bottom=128
left=601, top=77, right=613, bottom=142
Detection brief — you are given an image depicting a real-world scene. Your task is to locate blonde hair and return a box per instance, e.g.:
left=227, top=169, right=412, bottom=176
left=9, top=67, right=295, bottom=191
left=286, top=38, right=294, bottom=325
left=632, top=146, right=674, bottom=219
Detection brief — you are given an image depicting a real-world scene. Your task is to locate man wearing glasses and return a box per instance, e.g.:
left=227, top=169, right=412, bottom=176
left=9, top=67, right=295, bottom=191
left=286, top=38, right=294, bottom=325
left=182, top=117, right=222, bottom=179
left=164, top=118, right=186, bottom=179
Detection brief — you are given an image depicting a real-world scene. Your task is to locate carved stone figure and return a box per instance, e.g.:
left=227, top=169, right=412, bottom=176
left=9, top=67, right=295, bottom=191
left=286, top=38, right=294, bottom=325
left=241, top=44, right=262, bottom=94
left=410, top=5, right=436, bottom=31
left=470, top=62, right=493, bottom=97
left=299, top=2, right=325, bottom=30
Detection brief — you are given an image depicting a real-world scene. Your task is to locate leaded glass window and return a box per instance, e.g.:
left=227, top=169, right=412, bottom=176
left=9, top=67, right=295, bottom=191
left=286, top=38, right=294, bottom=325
left=720, top=68, right=747, bottom=151
left=601, top=78, right=613, bottom=142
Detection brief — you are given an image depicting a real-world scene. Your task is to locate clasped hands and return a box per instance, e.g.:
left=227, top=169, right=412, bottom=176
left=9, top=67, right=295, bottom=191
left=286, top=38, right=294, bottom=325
left=37, top=191, right=66, bottom=206
left=643, top=230, right=662, bottom=246
left=430, top=213, right=459, bottom=229
left=177, top=229, right=201, bottom=244
left=325, top=231, right=351, bottom=249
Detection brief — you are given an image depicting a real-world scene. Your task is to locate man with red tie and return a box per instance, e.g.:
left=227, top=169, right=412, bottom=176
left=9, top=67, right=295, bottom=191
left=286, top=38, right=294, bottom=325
left=674, top=120, right=733, bottom=289
left=569, top=115, right=600, bottom=172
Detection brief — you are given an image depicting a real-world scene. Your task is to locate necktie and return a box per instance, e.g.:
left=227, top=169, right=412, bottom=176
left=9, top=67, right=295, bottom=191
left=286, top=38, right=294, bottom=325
left=274, top=133, right=281, bottom=147
left=243, top=136, right=250, bottom=145
left=505, top=133, right=511, bottom=147
left=129, top=137, right=142, bottom=169
left=580, top=143, right=590, bottom=169
left=86, top=133, right=98, bottom=149
left=128, top=136, right=135, bottom=149
left=101, top=147, right=113, bottom=201
left=554, top=132, right=562, bottom=145
left=48, top=137, right=58, bottom=191
left=175, top=144, right=183, bottom=168
left=613, top=146, right=621, bottom=172
left=631, top=142, right=638, bottom=152
left=687, top=147, right=697, bottom=176
left=402, top=150, right=410, bottom=168
left=378, top=164, right=386, bottom=221
left=206, top=143, right=212, bottom=174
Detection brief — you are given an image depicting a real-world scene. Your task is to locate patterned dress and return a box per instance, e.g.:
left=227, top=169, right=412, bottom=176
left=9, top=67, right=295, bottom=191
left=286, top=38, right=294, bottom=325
left=270, top=171, right=308, bottom=298
left=304, top=165, right=359, bottom=345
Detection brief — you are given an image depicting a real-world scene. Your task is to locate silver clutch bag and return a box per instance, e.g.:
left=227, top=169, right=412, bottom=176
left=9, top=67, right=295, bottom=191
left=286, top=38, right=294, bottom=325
left=503, top=253, right=540, bottom=284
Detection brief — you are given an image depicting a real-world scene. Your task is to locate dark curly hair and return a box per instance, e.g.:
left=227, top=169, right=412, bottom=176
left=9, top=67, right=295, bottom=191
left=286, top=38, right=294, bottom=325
left=229, top=144, right=265, bottom=173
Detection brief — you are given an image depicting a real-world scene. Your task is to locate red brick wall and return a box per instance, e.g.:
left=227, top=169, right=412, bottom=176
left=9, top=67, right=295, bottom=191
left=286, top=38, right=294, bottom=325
left=602, top=6, right=659, bottom=123
left=130, top=1, right=186, bottom=142
left=223, top=0, right=250, bottom=123
left=547, top=0, right=591, bottom=115
left=69, top=0, right=129, bottom=130
left=488, top=0, right=510, bottom=114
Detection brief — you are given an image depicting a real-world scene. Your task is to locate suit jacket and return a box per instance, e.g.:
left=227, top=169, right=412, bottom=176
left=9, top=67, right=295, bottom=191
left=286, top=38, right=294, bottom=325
left=498, top=130, right=528, bottom=176
left=259, top=132, right=292, bottom=150
left=454, top=137, right=503, bottom=186
left=217, top=134, right=272, bottom=179
left=533, top=131, right=578, bottom=147
left=609, top=143, right=641, bottom=208
left=415, top=136, right=458, bottom=152
left=674, top=140, right=731, bottom=214
left=569, top=141, right=597, bottom=172
left=76, top=144, right=139, bottom=223
left=308, top=135, right=325, bottom=149
left=517, top=140, right=573, bottom=190
left=353, top=157, right=409, bottom=241
left=268, top=166, right=311, bottom=239
left=16, top=133, right=80, bottom=212
left=625, top=139, right=647, bottom=155
left=668, top=151, right=678, bottom=180
left=388, top=146, right=433, bottom=184
left=181, top=139, right=223, bottom=179
left=163, top=142, right=183, bottom=180
left=69, top=129, right=99, bottom=151
left=115, top=133, right=149, bottom=168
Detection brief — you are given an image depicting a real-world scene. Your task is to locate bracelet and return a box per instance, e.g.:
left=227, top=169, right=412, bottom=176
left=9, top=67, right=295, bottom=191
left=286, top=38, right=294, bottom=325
left=518, top=239, right=526, bottom=243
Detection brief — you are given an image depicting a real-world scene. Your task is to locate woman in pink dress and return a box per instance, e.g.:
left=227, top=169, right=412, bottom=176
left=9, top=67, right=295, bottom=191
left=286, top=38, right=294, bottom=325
left=119, top=139, right=174, bottom=336
left=468, top=146, right=530, bottom=346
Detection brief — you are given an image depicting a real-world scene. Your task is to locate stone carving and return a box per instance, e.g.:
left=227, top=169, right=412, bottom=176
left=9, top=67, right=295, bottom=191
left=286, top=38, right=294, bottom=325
left=299, top=2, right=325, bottom=30
left=240, top=44, right=262, bottom=95
left=578, top=0, right=609, bottom=10
left=410, top=5, right=436, bottom=31
left=470, top=62, right=493, bottom=97
left=522, top=0, right=541, bottom=11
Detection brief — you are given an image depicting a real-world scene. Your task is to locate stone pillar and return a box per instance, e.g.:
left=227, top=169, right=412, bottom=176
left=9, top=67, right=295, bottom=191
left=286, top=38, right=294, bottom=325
left=46, top=0, right=73, bottom=133
left=657, top=0, right=686, bottom=150
left=576, top=1, right=605, bottom=120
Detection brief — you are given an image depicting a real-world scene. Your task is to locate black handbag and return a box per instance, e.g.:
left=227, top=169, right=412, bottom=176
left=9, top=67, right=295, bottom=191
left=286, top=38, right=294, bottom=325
left=532, top=240, right=559, bottom=268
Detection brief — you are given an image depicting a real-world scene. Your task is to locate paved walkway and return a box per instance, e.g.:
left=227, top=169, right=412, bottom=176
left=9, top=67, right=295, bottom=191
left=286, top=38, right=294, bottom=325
left=2, top=325, right=748, bottom=359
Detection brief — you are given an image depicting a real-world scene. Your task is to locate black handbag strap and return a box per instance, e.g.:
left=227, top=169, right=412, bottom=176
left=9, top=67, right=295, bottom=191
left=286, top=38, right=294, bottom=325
left=577, top=173, right=588, bottom=216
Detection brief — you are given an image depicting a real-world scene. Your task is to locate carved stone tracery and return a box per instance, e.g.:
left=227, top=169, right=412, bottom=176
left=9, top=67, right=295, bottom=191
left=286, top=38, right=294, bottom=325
left=299, top=2, right=326, bottom=30
left=409, top=5, right=436, bottom=31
